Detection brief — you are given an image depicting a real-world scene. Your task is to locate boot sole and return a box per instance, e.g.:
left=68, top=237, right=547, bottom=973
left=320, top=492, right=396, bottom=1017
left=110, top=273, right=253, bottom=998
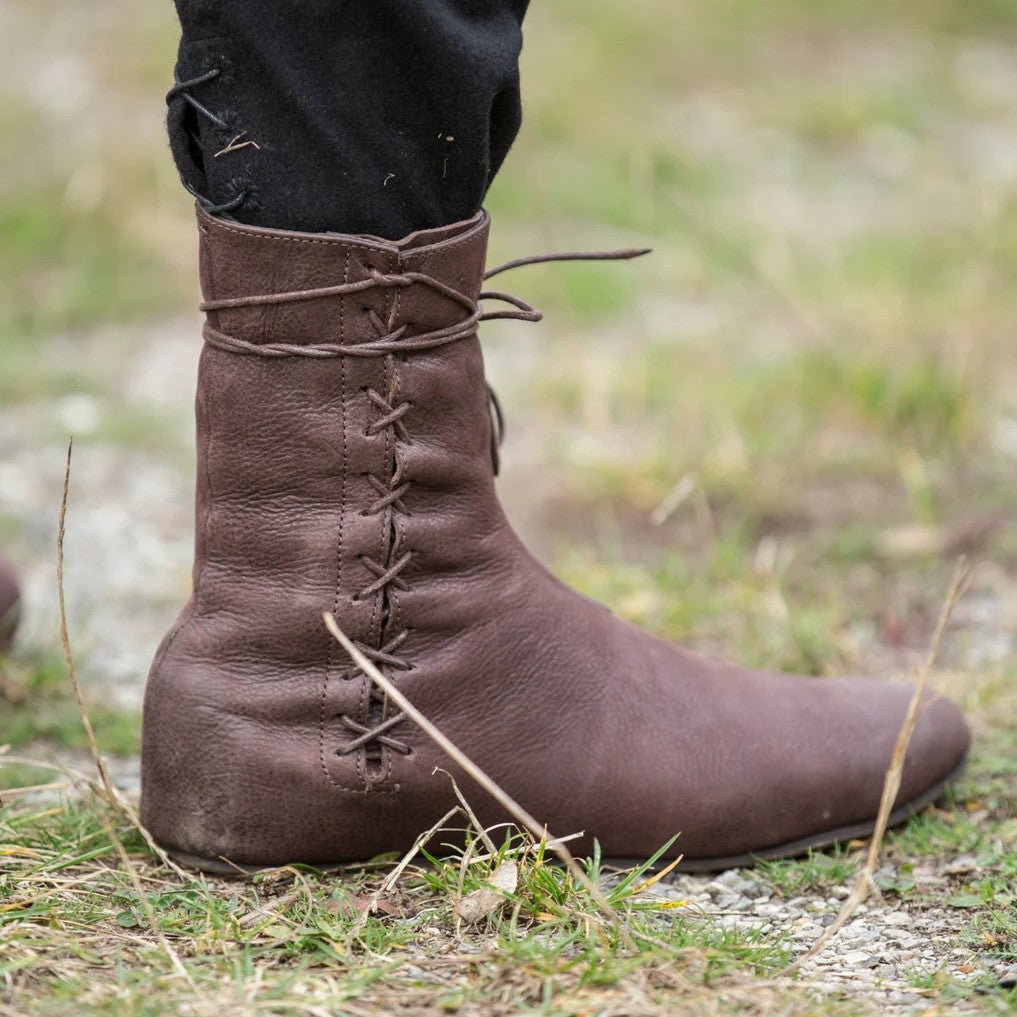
left=164, top=754, right=968, bottom=878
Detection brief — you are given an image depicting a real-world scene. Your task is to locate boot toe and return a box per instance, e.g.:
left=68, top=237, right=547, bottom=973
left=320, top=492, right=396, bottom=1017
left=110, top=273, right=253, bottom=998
left=893, top=682, right=971, bottom=805
left=661, top=663, right=971, bottom=867
left=766, top=676, right=971, bottom=860
left=789, top=676, right=971, bottom=847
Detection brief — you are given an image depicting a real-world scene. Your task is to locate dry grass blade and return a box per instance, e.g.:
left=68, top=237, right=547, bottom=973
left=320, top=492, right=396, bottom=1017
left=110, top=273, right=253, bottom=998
left=780, top=558, right=972, bottom=976
left=56, top=442, right=188, bottom=879
left=57, top=440, right=195, bottom=986
left=345, top=804, right=460, bottom=942
left=323, top=611, right=635, bottom=948
left=57, top=441, right=107, bottom=792
left=1, top=751, right=106, bottom=793
left=436, top=767, right=499, bottom=855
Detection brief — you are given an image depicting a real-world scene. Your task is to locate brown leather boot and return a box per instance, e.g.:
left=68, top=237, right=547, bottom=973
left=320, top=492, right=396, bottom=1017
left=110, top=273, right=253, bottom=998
left=141, top=207, right=970, bottom=873
left=0, top=551, right=21, bottom=653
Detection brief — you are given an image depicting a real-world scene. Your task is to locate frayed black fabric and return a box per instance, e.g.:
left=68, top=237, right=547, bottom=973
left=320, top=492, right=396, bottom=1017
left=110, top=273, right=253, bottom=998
left=169, top=1, right=530, bottom=238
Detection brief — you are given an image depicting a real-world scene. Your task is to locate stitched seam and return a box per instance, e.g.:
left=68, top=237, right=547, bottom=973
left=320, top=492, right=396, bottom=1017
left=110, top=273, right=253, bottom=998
left=318, top=247, right=398, bottom=795
left=319, top=368, right=347, bottom=791
left=204, top=214, right=399, bottom=250
left=320, top=249, right=352, bottom=792
left=199, top=208, right=484, bottom=258
left=389, top=279, right=405, bottom=719
left=316, top=273, right=397, bottom=796
left=389, top=366, right=405, bottom=687
left=378, top=266, right=403, bottom=785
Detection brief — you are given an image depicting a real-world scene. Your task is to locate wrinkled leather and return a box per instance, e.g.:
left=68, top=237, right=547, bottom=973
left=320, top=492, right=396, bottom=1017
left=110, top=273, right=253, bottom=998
left=0, top=552, right=20, bottom=652
left=141, top=207, right=971, bottom=867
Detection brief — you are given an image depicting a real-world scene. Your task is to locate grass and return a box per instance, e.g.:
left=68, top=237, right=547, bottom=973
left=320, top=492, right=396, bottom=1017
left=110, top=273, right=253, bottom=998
left=0, top=649, right=140, bottom=792
left=757, top=848, right=860, bottom=897
left=1, top=725, right=1015, bottom=1016
left=3, top=0, right=1017, bottom=1012
left=0, top=794, right=785, bottom=1017
left=0, top=652, right=139, bottom=757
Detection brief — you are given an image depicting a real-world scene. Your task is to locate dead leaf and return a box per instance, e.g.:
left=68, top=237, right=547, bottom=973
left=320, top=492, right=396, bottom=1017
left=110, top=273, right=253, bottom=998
left=337, top=893, right=404, bottom=918
left=453, top=861, right=518, bottom=924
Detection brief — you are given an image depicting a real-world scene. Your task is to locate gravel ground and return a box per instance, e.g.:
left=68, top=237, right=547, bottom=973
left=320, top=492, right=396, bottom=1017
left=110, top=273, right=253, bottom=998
left=0, top=319, right=200, bottom=711
left=655, top=867, right=1017, bottom=1012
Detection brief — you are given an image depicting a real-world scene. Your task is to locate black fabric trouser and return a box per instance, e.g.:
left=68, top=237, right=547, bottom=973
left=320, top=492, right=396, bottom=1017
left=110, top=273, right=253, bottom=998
left=169, top=1, right=530, bottom=238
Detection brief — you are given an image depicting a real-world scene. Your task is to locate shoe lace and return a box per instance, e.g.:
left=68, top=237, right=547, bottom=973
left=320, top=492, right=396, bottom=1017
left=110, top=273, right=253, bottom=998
left=201, top=246, right=648, bottom=354
left=200, top=240, right=649, bottom=765
left=168, top=68, right=248, bottom=215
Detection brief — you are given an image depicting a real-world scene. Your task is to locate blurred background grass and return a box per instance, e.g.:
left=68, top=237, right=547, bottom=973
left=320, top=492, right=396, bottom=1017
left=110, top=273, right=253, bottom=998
left=2, top=0, right=1017, bottom=711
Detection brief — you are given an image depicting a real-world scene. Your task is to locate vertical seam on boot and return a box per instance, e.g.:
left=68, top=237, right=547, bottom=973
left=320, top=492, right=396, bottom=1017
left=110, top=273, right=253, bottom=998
left=377, top=265, right=406, bottom=786
left=352, top=268, right=400, bottom=787
left=389, top=365, right=405, bottom=672
left=390, top=276, right=405, bottom=663
left=370, top=351, right=394, bottom=784
left=320, top=248, right=352, bottom=791
left=355, top=348, right=373, bottom=790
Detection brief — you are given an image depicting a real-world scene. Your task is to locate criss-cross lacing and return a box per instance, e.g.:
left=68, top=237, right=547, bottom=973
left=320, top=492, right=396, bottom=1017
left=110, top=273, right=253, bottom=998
left=199, top=239, right=649, bottom=766
left=168, top=68, right=248, bottom=215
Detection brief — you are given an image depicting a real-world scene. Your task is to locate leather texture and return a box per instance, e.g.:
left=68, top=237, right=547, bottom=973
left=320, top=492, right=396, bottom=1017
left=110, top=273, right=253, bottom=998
left=0, top=551, right=20, bottom=652
left=141, top=207, right=971, bottom=867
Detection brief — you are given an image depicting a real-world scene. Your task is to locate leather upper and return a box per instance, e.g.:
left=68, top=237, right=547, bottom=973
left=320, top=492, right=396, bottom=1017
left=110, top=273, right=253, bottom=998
left=141, top=207, right=971, bottom=866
